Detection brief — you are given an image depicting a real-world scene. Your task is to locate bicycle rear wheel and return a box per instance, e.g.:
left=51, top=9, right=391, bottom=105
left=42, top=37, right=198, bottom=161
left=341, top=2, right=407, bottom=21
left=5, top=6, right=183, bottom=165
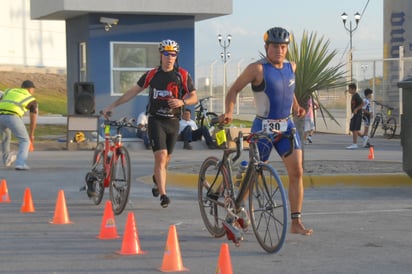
left=369, top=115, right=380, bottom=138
left=249, top=163, right=287, bottom=253
left=198, top=156, right=228, bottom=238
left=91, top=142, right=105, bottom=205
left=109, top=146, right=131, bottom=215
left=384, top=117, right=396, bottom=139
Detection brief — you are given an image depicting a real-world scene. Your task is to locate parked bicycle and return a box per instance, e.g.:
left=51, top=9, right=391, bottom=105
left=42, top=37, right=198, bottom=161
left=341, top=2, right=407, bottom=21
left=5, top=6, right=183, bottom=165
left=369, top=100, right=397, bottom=139
left=194, top=96, right=219, bottom=128
left=84, top=112, right=138, bottom=215
left=198, top=128, right=292, bottom=253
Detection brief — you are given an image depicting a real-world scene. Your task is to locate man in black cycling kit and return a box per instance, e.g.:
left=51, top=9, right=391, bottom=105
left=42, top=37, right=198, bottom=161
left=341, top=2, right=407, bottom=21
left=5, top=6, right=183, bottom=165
left=103, top=39, right=198, bottom=208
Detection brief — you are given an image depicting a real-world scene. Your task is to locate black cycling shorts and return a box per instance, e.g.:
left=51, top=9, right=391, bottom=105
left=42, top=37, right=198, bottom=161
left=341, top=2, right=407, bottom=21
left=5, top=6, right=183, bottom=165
left=350, top=113, right=362, bottom=131
left=147, top=116, right=179, bottom=154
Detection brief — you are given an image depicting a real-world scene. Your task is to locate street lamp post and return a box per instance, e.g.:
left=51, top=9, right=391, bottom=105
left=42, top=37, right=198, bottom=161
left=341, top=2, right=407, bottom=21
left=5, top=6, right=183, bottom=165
left=340, top=12, right=361, bottom=82
left=218, top=34, right=231, bottom=113
left=360, top=64, right=368, bottom=80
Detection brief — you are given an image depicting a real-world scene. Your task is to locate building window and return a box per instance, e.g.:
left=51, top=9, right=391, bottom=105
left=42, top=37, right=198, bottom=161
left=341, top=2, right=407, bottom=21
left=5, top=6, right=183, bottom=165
left=111, top=42, right=159, bottom=95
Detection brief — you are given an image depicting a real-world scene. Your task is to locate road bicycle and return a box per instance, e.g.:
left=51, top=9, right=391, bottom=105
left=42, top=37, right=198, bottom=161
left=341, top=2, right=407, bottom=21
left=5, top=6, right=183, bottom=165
left=194, top=96, right=219, bottom=128
left=84, top=113, right=138, bottom=215
left=198, top=128, right=293, bottom=253
left=369, top=100, right=397, bottom=139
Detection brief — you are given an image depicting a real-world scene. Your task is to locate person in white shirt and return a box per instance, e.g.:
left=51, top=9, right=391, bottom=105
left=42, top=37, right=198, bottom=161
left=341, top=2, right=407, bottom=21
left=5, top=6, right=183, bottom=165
left=179, top=109, right=216, bottom=150
left=136, top=112, right=150, bottom=149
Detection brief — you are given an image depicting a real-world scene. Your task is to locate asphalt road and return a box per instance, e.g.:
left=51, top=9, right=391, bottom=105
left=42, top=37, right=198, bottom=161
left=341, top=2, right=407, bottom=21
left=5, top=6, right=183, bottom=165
left=0, top=133, right=411, bottom=273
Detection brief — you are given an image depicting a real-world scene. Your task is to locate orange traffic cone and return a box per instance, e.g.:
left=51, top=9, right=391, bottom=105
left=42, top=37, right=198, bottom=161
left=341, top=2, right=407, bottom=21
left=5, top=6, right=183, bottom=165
left=0, top=178, right=11, bottom=203
left=50, top=190, right=72, bottom=224
left=21, top=187, right=35, bottom=213
left=97, top=200, right=119, bottom=239
left=368, top=145, right=375, bottom=160
left=116, top=212, right=147, bottom=255
left=215, top=243, right=233, bottom=274
left=159, top=225, right=189, bottom=272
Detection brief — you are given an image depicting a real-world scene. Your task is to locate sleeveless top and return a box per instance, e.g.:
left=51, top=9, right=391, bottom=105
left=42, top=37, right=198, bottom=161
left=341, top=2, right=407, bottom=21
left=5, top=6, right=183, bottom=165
left=252, top=61, right=295, bottom=119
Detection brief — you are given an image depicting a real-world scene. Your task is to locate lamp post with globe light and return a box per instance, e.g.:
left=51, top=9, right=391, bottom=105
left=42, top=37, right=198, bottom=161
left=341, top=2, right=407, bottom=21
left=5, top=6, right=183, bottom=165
left=218, top=34, right=231, bottom=113
left=340, top=12, right=361, bottom=82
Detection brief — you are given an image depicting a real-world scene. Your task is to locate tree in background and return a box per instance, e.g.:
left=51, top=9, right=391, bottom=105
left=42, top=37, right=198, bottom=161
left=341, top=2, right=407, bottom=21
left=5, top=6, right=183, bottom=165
left=287, top=30, right=347, bottom=141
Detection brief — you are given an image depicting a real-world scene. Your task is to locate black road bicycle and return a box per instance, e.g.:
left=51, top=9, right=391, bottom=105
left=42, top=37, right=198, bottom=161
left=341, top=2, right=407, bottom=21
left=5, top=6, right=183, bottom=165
left=198, top=129, right=293, bottom=253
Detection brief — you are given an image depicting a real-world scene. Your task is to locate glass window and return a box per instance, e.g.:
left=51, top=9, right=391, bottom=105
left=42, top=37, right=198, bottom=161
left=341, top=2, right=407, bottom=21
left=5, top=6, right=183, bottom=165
left=79, top=42, right=87, bottom=81
left=111, top=42, right=159, bottom=95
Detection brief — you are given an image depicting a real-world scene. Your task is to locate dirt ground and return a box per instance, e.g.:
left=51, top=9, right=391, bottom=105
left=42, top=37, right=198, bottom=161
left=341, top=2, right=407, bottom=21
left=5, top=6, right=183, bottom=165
left=0, top=70, right=66, bottom=93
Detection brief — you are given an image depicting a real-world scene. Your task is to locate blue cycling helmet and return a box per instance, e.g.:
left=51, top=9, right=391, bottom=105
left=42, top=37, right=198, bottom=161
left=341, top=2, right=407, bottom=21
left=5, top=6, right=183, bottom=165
left=263, top=27, right=290, bottom=44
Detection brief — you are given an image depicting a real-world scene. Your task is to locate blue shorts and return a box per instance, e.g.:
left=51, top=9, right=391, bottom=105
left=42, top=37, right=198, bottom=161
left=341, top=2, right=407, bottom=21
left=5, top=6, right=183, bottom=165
left=251, top=118, right=302, bottom=161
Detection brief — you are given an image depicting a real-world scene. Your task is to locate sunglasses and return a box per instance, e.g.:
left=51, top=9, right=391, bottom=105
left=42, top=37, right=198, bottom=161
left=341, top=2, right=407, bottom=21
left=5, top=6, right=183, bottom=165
left=162, top=52, right=177, bottom=57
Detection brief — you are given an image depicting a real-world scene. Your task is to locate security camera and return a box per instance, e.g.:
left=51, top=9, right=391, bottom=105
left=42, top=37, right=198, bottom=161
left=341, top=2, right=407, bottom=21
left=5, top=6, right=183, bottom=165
left=99, top=17, right=119, bottom=26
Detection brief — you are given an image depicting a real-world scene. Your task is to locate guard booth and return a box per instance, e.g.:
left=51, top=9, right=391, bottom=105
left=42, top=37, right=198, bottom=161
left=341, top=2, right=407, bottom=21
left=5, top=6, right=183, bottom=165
left=397, top=78, right=412, bottom=178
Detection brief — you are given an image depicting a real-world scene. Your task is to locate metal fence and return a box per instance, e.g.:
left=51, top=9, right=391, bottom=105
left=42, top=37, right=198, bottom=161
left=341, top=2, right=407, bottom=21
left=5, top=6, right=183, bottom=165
left=197, top=56, right=412, bottom=135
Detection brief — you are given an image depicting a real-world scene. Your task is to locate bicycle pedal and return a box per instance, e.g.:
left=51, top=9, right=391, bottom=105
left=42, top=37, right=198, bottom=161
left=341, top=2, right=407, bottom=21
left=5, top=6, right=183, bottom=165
left=223, top=220, right=243, bottom=245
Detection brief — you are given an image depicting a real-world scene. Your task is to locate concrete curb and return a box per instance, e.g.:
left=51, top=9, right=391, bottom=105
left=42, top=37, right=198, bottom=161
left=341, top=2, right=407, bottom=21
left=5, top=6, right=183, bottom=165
left=138, top=173, right=412, bottom=189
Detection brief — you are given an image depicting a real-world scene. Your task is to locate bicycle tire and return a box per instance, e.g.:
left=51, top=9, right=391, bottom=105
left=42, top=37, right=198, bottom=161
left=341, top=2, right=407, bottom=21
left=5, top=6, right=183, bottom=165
left=369, top=115, right=381, bottom=138
left=198, top=156, right=228, bottom=238
left=249, top=163, right=288, bottom=253
left=384, top=117, right=397, bottom=139
left=109, top=146, right=131, bottom=215
left=201, top=112, right=219, bottom=128
left=91, top=142, right=105, bottom=205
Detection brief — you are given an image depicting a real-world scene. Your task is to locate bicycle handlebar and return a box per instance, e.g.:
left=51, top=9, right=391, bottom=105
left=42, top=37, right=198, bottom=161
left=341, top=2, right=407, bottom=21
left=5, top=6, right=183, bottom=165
left=99, top=110, right=139, bottom=129
left=195, top=96, right=213, bottom=110
left=373, top=100, right=394, bottom=111
left=232, top=129, right=296, bottom=163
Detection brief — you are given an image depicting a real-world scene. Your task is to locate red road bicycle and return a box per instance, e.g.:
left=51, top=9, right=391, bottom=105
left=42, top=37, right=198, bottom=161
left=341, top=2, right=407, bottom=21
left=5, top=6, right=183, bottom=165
left=84, top=113, right=138, bottom=215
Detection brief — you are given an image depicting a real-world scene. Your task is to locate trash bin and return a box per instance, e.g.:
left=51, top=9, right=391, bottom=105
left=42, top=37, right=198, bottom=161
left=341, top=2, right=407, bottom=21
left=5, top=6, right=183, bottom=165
left=397, top=78, right=412, bottom=178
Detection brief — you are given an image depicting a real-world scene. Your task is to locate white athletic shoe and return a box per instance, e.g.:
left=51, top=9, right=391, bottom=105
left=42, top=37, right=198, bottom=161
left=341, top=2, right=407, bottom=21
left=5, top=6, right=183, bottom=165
left=346, top=144, right=359, bottom=149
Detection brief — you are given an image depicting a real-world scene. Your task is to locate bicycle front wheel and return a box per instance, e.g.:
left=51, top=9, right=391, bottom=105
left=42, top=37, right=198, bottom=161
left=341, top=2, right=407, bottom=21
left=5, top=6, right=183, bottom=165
left=384, top=117, right=397, bottom=139
left=370, top=116, right=380, bottom=138
left=198, top=156, right=228, bottom=238
left=91, top=142, right=105, bottom=205
left=109, top=146, right=131, bottom=215
left=202, top=112, right=219, bottom=128
left=249, top=163, right=288, bottom=253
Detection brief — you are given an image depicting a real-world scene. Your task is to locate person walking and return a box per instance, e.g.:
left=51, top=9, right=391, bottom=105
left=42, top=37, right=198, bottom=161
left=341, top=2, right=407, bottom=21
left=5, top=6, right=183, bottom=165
left=361, top=88, right=373, bottom=147
left=0, top=80, right=37, bottom=170
left=179, top=108, right=217, bottom=149
left=346, top=83, right=364, bottom=149
left=303, top=97, right=318, bottom=144
left=102, top=39, right=198, bottom=208
left=220, top=27, right=313, bottom=236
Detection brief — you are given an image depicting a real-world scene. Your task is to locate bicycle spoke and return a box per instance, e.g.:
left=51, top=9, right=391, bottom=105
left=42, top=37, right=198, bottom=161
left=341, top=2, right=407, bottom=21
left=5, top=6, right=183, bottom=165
left=249, top=164, right=287, bottom=253
left=110, top=147, right=131, bottom=215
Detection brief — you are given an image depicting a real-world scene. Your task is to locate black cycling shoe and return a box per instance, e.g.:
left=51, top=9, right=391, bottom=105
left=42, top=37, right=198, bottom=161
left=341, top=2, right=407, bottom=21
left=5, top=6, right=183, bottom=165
left=85, top=172, right=97, bottom=197
left=152, top=174, right=159, bottom=197
left=160, top=194, right=170, bottom=208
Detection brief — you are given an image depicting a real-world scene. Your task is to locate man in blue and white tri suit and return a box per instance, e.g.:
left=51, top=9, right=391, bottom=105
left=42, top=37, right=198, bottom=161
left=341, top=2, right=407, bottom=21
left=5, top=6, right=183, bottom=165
left=221, top=27, right=313, bottom=236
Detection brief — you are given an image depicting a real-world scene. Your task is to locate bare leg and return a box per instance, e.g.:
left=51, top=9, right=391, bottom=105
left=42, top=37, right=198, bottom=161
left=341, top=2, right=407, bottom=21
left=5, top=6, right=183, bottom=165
left=153, top=149, right=171, bottom=196
left=282, top=149, right=313, bottom=236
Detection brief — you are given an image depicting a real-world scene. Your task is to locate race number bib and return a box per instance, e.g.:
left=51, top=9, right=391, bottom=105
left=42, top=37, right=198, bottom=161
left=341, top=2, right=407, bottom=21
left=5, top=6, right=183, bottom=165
left=262, top=119, right=288, bottom=134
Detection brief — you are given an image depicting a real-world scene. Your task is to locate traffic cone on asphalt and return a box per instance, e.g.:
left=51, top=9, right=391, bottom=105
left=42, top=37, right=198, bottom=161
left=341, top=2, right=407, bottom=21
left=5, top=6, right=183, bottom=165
left=0, top=179, right=11, bottom=203
left=116, top=212, right=147, bottom=255
left=20, top=187, right=35, bottom=213
left=368, top=145, right=375, bottom=160
left=215, top=243, right=233, bottom=274
left=158, top=225, right=189, bottom=272
left=97, top=200, right=119, bottom=239
left=50, top=190, right=72, bottom=224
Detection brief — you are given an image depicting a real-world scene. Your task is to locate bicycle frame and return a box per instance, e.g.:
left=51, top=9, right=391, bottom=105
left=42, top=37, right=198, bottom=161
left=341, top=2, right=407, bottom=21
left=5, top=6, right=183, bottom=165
left=100, top=123, right=123, bottom=188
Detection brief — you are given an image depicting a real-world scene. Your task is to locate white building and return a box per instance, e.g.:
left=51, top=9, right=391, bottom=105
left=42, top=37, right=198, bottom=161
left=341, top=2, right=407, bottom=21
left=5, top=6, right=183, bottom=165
left=0, top=0, right=66, bottom=69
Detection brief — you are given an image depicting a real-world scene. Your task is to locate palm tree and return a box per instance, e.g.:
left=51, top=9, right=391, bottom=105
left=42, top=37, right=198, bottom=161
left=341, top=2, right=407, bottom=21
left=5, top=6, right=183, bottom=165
left=286, top=30, right=348, bottom=141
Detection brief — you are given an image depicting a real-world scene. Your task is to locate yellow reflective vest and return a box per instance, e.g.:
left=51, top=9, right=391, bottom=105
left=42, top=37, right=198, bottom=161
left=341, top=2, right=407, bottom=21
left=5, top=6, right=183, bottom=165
left=0, top=88, right=36, bottom=117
